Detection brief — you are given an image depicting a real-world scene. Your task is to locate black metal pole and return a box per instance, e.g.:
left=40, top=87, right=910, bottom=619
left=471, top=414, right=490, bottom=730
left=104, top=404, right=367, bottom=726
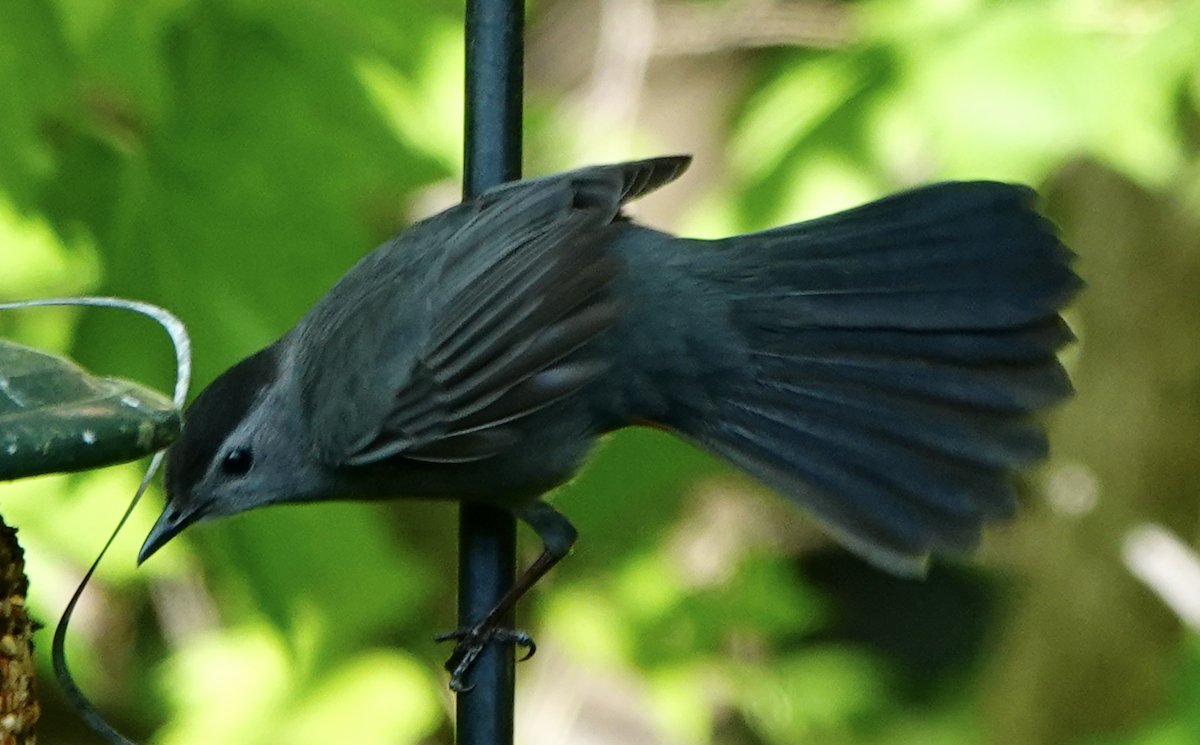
left=458, top=1, right=523, bottom=745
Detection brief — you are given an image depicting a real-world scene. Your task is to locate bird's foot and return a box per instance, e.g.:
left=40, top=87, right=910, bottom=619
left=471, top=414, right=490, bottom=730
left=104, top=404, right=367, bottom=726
left=435, top=624, right=537, bottom=692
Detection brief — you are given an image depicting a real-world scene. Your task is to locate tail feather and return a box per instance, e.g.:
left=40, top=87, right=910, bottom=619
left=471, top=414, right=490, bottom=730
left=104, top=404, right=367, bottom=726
left=753, top=317, right=1073, bottom=366
left=719, top=182, right=1080, bottom=330
left=729, top=391, right=1018, bottom=517
left=670, top=180, right=1078, bottom=575
left=758, top=377, right=1048, bottom=468
left=706, top=416, right=996, bottom=570
left=733, top=270, right=1074, bottom=329
left=753, top=351, right=1071, bottom=412
left=740, top=181, right=1064, bottom=261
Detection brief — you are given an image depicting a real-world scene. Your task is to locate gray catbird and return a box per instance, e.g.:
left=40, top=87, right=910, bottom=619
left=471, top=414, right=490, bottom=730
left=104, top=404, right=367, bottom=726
left=139, top=156, right=1079, bottom=688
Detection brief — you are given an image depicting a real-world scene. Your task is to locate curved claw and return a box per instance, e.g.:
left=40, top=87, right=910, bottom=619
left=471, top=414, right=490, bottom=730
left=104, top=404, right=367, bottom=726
left=517, top=636, right=537, bottom=662
left=449, top=671, right=477, bottom=694
left=434, top=624, right=538, bottom=691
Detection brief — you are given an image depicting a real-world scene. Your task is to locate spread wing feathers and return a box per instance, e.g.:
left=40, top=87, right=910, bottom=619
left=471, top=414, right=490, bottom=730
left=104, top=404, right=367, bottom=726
left=478, top=155, right=692, bottom=217
left=342, top=159, right=688, bottom=466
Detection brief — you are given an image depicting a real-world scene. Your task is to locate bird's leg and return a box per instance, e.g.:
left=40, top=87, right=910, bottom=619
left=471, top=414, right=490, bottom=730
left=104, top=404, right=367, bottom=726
left=437, top=500, right=577, bottom=692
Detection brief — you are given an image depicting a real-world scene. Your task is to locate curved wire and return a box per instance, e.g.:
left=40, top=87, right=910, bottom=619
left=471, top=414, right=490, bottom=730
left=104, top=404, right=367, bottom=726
left=1, top=297, right=191, bottom=745
left=0, top=297, right=191, bottom=404
left=51, top=452, right=165, bottom=745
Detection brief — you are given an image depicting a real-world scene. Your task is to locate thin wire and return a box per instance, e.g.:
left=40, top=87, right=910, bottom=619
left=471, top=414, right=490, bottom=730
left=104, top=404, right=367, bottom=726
left=52, top=452, right=165, bottom=745
left=0, top=297, right=192, bottom=404
left=1, top=297, right=191, bottom=745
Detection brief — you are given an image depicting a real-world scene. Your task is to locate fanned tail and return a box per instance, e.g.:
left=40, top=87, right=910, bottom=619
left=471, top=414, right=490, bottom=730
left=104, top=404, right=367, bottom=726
left=674, top=182, right=1080, bottom=574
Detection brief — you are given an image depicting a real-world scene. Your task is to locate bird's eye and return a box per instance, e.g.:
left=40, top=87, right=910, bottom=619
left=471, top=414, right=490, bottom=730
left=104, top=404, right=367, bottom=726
left=221, top=447, right=254, bottom=476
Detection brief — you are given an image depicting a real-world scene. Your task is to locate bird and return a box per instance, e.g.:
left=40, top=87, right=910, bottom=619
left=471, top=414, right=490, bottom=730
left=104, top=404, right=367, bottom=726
left=138, top=155, right=1079, bottom=689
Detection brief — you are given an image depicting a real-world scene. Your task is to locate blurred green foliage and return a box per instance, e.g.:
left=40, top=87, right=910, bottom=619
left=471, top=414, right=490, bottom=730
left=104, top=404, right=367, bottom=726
left=2, top=0, right=1200, bottom=744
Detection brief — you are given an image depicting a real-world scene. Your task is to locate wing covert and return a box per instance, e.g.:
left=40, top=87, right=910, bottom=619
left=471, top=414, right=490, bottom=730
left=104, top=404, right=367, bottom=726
left=336, top=157, right=689, bottom=466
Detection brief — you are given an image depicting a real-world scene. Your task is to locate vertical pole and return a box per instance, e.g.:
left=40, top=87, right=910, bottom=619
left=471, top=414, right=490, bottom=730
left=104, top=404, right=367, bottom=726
left=459, top=1, right=523, bottom=745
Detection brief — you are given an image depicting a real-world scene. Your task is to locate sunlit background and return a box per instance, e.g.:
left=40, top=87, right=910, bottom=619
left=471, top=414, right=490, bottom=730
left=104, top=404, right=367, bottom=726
left=2, top=0, right=1200, bottom=743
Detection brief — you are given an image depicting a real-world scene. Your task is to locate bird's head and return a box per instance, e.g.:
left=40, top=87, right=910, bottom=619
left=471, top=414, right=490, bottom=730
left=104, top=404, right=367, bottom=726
left=139, top=344, right=328, bottom=563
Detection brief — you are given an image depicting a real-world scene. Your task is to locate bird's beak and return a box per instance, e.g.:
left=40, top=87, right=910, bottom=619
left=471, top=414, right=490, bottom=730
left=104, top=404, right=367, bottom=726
left=138, top=503, right=204, bottom=565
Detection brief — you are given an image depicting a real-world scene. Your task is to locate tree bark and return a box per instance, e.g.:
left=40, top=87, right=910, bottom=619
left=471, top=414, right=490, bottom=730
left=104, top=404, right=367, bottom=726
left=0, top=517, right=37, bottom=745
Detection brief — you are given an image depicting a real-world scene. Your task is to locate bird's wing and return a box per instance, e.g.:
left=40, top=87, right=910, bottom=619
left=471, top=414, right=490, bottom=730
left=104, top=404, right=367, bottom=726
left=337, top=156, right=691, bottom=465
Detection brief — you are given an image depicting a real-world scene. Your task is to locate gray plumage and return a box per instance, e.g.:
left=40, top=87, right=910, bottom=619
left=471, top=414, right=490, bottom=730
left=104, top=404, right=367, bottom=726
left=143, top=154, right=1079, bottom=589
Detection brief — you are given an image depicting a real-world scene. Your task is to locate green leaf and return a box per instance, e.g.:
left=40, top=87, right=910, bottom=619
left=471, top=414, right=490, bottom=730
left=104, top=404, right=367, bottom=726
left=0, top=338, right=178, bottom=480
